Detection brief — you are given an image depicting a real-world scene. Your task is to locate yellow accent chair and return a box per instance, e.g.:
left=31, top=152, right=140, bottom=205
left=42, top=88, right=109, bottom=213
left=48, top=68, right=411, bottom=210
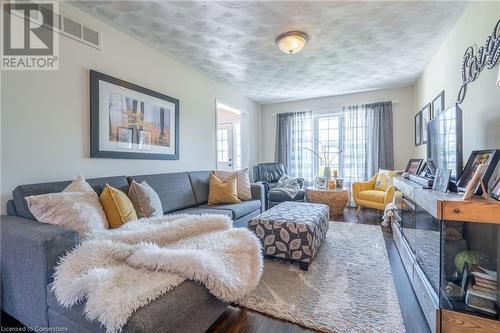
left=352, top=172, right=397, bottom=215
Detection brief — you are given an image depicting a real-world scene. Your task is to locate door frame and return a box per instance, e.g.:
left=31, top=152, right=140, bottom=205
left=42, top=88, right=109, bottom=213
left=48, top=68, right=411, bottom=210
left=214, top=100, right=247, bottom=170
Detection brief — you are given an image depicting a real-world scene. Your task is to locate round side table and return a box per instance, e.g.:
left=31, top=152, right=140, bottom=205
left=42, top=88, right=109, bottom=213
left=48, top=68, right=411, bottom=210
left=305, top=186, right=349, bottom=216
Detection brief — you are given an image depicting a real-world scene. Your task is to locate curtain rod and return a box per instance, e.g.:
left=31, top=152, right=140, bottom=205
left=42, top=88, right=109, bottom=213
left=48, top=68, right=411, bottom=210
left=271, top=100, right=399, bottom=117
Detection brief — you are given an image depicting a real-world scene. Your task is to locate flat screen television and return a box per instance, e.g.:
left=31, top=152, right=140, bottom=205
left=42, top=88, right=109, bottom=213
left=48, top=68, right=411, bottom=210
left=427, top=104, right=463, bottom=180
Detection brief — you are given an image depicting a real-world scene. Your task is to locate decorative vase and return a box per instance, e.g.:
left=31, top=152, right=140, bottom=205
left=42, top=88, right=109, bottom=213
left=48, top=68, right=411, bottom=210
left=323, top=166, right=332, bottom=180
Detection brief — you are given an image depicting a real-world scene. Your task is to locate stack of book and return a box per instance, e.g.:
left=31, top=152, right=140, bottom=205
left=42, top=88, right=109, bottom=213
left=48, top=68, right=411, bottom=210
left=465, top=265, right=497, bottom=315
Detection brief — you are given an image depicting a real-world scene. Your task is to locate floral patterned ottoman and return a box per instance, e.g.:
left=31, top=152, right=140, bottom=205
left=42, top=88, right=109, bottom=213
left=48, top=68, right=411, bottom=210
left=248, top=201, right=330, bottom=270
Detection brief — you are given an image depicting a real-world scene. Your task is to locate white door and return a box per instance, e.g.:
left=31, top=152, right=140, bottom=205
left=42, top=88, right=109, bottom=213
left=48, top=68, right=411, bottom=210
left=217, top=123, right=234, bottom=170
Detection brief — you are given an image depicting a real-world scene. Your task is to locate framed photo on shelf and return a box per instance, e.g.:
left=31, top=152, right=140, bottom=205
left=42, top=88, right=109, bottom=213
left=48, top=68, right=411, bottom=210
left=433, top=168, right=451, bottom=193
left=421, top=103, right=432, bottom=144
left=415, top=111, right=422, bottom=146
left=462, top=164, right=488, bottom=200
left=490, top=175, right=500, bottom=200
left=90, top=70, right=180, bottom=160
left=405, top=158, right=423, bottom=175
left=431, top=91, right=445, bottom=116
left=457, top=149, right=500, bottom=196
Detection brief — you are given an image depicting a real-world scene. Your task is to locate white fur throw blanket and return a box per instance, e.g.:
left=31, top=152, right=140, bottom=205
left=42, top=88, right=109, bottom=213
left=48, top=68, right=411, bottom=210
left=52, top=214, right=263, bottom=333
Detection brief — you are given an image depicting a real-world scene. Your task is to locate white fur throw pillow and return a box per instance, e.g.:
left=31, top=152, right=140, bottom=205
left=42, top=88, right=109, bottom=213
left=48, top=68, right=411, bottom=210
left=215, top=168, right=252, bottom=200
left=128, top=180, right=163, bottom=218
left=25, top=176, right=108, bottom=237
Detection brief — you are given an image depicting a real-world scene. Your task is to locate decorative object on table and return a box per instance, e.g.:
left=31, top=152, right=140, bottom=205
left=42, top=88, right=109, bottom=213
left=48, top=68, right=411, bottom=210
left=457, top=149, right=500, bottom=196
left=335, top=178, right=343, bottom=189
left=460, top=262, right=472, bottom=294
left=405, top=158, right=423, bottom=175
left=305, top=186, right=349, bottom=216
left=328, top=180, right=337, bottom=190
left=455, top=250, right=481, bottom=273
left=433, top=168, right=452, bottom=193
left=420, top=103, right=432, bottom=144
left=414, top=111, right=422, bottom=146
left=316, top=177, right=327, bottom=189
left=445, top=282, right=465, bottom=301
left=90, top=70, right=179, bottom=160
left=304, top=146, right=342, bottom=179
left=465, top=264, right=497, bottom=316
left=382, top=202, right=400, bottom=228
left=462, top=164, right=488, bottom=200
left=490, top=175, right=500, bottom=200
left=431, top=91, right=445, bottom=116
left=457, top=18, right=500, bottom=104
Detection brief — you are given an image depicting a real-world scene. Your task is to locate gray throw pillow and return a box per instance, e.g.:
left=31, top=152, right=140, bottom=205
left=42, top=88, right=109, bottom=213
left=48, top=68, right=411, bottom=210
left=128, top=180, right=163, bottom=218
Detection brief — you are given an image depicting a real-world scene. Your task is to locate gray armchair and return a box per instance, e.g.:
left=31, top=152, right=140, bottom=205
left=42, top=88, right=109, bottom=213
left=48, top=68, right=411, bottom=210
left=252, top=163, right=305, bottom=209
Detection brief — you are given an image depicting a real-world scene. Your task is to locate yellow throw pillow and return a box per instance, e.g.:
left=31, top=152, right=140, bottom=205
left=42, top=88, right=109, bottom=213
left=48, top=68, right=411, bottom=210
left=100, top=184, right=138, bottom=228
left=208, top=173, right=241, bottom=205
left=374, top=169, right=399, bottom=191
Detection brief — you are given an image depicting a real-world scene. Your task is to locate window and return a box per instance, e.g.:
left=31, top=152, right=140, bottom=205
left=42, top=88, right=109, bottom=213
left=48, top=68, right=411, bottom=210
left=312, top=107, right=369, bottom=188
left=217, top=128, right=229, bottom=163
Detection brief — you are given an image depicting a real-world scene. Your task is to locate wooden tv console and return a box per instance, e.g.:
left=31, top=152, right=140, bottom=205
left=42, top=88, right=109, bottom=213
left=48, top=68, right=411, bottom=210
left=393, top=177, right=500, bottom=333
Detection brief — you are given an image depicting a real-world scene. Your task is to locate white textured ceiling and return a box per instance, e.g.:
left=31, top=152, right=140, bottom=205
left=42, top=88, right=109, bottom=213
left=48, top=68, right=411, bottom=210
left=76, top=1, right=468, bottom=104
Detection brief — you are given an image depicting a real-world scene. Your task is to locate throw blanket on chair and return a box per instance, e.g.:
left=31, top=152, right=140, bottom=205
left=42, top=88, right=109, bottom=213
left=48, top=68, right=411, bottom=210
left=274, top=174, right=301, bottom=199
left=52, top=214, right=263, bottom=333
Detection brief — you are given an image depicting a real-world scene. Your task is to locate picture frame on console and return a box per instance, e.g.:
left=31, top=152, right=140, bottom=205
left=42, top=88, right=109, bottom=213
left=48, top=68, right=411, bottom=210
left=90, top=70, right=180, bottom=160
left=433, top=168, right=451, bottom=193
left=457, top=149, right=500, bottom=196
left=491, top=175, right=500, bottom=200
left=405, top=158, right=423, bottom=175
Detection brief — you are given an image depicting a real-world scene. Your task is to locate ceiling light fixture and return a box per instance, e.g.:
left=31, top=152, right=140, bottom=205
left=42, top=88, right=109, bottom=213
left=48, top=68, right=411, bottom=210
left=275, top=31, right=308, bottom=55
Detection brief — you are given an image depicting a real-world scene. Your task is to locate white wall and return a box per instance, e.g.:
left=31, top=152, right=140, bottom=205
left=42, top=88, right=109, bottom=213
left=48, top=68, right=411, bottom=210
left=415, top=1, right=500, bottom=159
left=260, top=86, right=416, bottom=170
left=0, top=3, right=261, bottom=212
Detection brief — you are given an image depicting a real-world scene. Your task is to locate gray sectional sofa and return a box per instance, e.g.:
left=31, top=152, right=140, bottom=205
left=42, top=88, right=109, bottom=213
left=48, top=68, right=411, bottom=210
left=1, top=171, right=265, bottom=332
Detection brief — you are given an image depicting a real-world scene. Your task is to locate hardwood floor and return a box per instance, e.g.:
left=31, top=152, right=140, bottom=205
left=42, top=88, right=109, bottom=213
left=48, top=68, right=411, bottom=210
left=1, top=208, right=430, bottom=333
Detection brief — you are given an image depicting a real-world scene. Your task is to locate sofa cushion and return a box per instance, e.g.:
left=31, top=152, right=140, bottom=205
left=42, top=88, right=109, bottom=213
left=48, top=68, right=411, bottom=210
left=169, top=207, right=232, bottom=218
left=207, top=173, right=241, bottom=205
left=201, top=200, right=261, bottom=219
left=128, top=173, right=197, bottom=214
left=46, top=281, right=227, bottom=333
left=128, top=180, right=163, bottom=218
left=187, top=171, right=211, bottom=204
left=358, top=190, right=386, bottom=203
left=100, top=184, right=138, bottom=228
left=12, top=176, right=129, bottom=220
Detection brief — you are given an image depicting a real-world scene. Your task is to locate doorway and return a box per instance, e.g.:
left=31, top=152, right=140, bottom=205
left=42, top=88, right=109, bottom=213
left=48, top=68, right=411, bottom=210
left=216, top=103, right=246, bottom=171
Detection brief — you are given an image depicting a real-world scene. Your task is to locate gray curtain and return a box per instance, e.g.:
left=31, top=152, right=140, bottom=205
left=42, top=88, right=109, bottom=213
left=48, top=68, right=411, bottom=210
left=366, top=101, right=394, bottom=175
left=275, top=111, right=313, bottom=181
left=275, top=112, right=292, bottom=165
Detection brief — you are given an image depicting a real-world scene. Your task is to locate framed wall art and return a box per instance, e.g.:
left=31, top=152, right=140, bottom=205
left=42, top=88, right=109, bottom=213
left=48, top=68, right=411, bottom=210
left=432, top=91, right=445, bottom=116
left=90, top=70, right=179, bottom=160
left=415, top=111, right=422, bottom=146
left=421, top=103, right=432, bottom=144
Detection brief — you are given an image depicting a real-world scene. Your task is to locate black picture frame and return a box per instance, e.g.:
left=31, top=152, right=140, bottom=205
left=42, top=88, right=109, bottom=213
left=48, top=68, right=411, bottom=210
left=433, top=168, right=451, bottom=193
left=415, top=111, right=422, bottom=146
left=457, top=149, right=500, bottom=195
left=421, top=103, right=432, bottom=145
left=491, top=176, right=500, bottom=200
left=405, top=159, right=423, bottom=175
left=90, top=70, right=179, bottom=160
left=431, top=91, right=445, bottom=116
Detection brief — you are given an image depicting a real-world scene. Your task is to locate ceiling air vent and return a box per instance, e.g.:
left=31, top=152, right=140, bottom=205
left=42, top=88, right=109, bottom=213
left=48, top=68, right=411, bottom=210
left=60, top=14, right=101, bottom=49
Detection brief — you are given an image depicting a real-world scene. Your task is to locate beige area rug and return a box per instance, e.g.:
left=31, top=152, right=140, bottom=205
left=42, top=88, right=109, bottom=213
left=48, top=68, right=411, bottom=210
left=236, top=222, right=406, bottom=333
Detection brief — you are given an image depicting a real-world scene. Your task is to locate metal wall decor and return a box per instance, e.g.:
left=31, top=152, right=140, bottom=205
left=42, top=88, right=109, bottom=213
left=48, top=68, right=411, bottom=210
left=457, top=19, right=500, bottom=104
